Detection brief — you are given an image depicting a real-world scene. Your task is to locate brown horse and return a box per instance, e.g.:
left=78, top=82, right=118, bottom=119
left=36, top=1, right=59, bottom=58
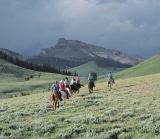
left=50, top=91, right=61, bottom=111
left=88, top=82, right=94, bottom=94
left=107, top=79, right=115, bottom=89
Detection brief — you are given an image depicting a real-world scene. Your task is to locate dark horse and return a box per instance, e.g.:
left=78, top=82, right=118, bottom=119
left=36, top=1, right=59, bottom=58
left=50, top=91, right=61, bottom=111
left=70, top=83, right=84, bottom=94
left=88, top=82, right=94, bottom=94
left=107, top=79, right=115, bottom=89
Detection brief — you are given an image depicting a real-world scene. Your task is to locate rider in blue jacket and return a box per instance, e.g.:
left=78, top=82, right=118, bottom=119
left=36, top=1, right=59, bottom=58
left=88, top=74, right=95, bottom=87
left=52, top=81, right=59, bottom=92
left=108, top=72, right=115, bottom=83
left=51, top=81, right=63, bottom=101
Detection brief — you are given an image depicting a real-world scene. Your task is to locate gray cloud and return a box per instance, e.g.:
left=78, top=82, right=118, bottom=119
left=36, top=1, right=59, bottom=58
left=0, top=0, right=160, bottom=59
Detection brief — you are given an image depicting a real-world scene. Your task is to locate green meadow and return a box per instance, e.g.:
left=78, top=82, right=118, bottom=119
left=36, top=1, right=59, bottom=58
left=68, top=61, right=125, bottom=77
left=0, top=54, right=160, bottom=139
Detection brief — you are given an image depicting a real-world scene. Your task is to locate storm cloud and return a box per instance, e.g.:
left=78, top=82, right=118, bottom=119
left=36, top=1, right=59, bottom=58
left=0, top=0, right=160, bottom=59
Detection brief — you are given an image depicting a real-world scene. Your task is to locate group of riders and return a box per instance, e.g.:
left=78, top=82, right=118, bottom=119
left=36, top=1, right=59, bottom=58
left=51, top=72, right=115, bottom=101
left=51, top=76, right=82, bottom=100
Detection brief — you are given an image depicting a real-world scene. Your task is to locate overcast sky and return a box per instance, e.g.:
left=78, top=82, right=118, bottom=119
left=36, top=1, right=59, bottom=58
left=0, top=0, right=160, bottom=59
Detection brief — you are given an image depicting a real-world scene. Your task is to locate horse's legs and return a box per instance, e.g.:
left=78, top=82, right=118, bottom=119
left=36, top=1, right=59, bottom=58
left=53, top=101, right=56, bottom=111
left=108, top=81, right=111, bottom=89
left=50, top=93, right=53, bottom=102
left=57, top=101, right=59, bottom=108
left=66, top=88, right=72, bottom=97
left=50, top=94, right=52, bottom=102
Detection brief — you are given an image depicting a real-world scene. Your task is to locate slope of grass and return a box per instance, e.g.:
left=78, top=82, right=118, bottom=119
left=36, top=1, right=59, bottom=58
left=68, top=61, right=125, bottom=77
left=0, top=73, right=160, bottom=138
left=0, top=58, right=88, bottom=99
left=97, top=54, right=160, bottom=83
left=115, top=54, right=160, bottom=79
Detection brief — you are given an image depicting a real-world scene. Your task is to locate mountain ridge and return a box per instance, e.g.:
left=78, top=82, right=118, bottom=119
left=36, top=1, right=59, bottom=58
left=0, top=38, right=143, bottom=70
left=39, top=38, right=143, bottom=66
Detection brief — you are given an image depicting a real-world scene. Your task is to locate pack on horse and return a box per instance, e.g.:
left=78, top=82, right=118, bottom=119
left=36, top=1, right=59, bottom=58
left=88, top=82, right=94, bottom=94
left=50, top=91, right=61, bottom=111
left=107, top=78, right=115, bottom=89
left=70, top=83, right=84, bottom=94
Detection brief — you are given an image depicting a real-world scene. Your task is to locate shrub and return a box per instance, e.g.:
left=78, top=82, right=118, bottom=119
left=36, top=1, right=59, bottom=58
left=25, top=76, right=30, bottom=81
left=118, top=132, right=132, bottom=139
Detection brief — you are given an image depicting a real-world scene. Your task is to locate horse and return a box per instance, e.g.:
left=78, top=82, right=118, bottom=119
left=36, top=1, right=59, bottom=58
left=59, top=90, right=70, bottom=104
left=50, top=91, right=61, bottom=111
left=70, top=83, right=84, bottom=94
left=107, top=78, right=115, bottom=89
left=88, top=82, right=94, bottom=94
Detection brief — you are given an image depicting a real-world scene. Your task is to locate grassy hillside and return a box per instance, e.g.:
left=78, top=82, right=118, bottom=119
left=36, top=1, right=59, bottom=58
left=0, top=58, right=88, bottom=99
left=1, top=55, right=160, bottom=138
left=115, top=54, right=160, bottom=79
left=0, top=73, right=160, bottom=138
left=1, top=53, right=160, bottom=99
left=97, top=54, right=160, bottom=83
left=68, top=61, right=125, bottom=77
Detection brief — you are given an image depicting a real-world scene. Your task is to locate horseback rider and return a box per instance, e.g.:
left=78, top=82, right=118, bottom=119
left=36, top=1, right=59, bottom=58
left=51, top=81, right=62, bottom=101
left=70, top=77, right=76, bottom=85
left=88, top=74, right=95, bottom=87
left=59, top=80, right=71, bottom=98
left=108, top=72, right=115, bottom=84
left=64, top=77, right=70, bottom=88
left=64, top=77, right=72, bottom=96
left=76, top=77, right=80, bottom=84
left=52, top=81, right=59, bottom=91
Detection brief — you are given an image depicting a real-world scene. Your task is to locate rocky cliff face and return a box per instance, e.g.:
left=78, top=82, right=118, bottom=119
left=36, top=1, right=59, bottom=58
left=39, top=38, right=143, bottom=66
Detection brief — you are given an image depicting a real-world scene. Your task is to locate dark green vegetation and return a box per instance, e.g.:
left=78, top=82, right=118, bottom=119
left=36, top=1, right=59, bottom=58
left=27, top=56, right=89, bottom=69
left=0, top=50, right=74, bottom=76
left=0, top=54, right=160, bottom=138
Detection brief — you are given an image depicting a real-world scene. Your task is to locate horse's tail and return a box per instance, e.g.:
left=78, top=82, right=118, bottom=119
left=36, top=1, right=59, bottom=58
left=50, top=92, right=56, bottom=102
left=88, top=82, right=94, bottom=88
left=88, top=82, right=90, bottom=88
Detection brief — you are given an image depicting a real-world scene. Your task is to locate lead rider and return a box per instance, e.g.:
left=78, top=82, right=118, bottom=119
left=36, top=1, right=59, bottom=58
left=108, top=72, right=115, bottom=84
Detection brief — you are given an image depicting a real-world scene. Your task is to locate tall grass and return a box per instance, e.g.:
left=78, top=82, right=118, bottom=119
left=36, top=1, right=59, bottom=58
left=0, top=73, right=160, bottom=138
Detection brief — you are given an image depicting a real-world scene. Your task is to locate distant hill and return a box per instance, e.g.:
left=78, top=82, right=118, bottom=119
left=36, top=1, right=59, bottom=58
left=114, top=54, right=160, bottom=79
left=68, top=61, right=126, bottom=77
left=0, top=58, right=88, bottom=99
left=38, top=38, right=143, bottom=67
left=0, top=48, right=22, bottom=57
left=0, top=58, right=40, bottom=82
left=39, top=38, right=143, bottom=65
left=1, top=38, right=143, bottom=71
left=96, top=54, right=160, bottom=83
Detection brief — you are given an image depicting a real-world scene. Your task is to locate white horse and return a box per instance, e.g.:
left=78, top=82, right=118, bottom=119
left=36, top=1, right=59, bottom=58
left=59, top=90, right=69, bottom=104
left=107, top=78, right=115, bottom=89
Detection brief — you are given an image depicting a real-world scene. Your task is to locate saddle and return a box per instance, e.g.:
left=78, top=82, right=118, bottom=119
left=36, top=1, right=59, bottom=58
left=108, top=78, right=115, bottom=84
left=54, top=91, right=62, bottom=101
left=88, top=82, right=94, bottom=88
